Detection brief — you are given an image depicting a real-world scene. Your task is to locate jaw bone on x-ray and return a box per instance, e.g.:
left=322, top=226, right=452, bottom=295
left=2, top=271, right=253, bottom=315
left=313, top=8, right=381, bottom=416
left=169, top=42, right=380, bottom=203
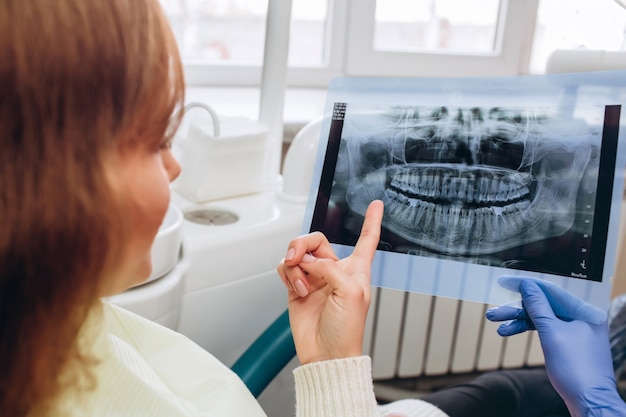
left=307, top=74, right=626, bottom=309
left=344, top=105, right=593, bottom=257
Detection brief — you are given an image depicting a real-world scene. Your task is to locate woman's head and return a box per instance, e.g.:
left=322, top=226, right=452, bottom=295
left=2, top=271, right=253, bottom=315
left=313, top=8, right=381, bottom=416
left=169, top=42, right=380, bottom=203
left=0, top=0, right=184, bottom=414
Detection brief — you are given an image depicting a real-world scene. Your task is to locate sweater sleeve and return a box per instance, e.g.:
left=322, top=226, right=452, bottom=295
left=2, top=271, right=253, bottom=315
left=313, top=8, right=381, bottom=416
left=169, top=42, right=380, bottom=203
left=293, top=356, right=379, bottom=417
left=293, top=356, right=451, bottom=417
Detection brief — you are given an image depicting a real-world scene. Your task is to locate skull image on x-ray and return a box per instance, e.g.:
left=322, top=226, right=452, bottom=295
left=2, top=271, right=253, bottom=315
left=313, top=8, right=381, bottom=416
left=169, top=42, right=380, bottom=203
left=337, top=105, right=599, bottom=257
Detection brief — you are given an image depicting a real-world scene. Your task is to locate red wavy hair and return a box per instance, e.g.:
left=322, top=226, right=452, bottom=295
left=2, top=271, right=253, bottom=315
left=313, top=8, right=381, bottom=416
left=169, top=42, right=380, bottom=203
left=0, top=0, right=185, bottom=415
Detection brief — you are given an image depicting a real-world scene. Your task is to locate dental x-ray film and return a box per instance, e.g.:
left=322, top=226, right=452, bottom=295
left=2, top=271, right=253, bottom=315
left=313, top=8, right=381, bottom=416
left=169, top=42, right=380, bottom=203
left=304, top=72, right=626, bottom=309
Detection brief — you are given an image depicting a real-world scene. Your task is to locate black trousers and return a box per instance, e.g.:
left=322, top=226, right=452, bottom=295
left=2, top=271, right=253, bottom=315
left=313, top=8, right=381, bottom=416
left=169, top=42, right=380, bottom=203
left=420, top=368, right=569, bottom=417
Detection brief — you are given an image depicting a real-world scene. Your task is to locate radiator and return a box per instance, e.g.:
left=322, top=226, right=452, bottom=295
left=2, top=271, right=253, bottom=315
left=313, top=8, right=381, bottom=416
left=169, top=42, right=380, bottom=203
left=364, top=287, right=545, bottom=399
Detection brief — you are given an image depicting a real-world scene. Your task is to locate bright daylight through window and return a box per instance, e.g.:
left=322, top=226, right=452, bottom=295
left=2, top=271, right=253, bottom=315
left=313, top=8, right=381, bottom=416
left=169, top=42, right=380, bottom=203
left=158, top=0, right=626, bottom=85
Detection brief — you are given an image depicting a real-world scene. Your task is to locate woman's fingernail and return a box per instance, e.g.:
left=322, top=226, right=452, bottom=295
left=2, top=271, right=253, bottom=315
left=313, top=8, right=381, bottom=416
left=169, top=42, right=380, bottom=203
left=301, top=253, right=315, bottom=263
left=294, top=279, right=309, bottom=297
left=285, top=248, right=295, bottom=261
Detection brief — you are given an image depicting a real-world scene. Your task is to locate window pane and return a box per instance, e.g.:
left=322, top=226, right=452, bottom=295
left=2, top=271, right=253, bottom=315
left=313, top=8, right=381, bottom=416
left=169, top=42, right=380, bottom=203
left=289, top=1, right=328, bottom=66
left=529, top=0, right=626, bottom=73
left=159, top=0, right=328, bottom=67
left=159, top=0, right=267, bottom=64
left=374, top=0, right=501, bottom=53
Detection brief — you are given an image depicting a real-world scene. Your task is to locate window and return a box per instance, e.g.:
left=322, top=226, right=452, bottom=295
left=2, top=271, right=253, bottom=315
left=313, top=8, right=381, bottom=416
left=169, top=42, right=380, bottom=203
left=529, top=0, right=626, bottom=73
left=161, top=0, right=329, bottom=66
left=373, top=1, right=501, bottom=54
left=159, top=0, right=626, bottom=87
left=344, top=0, right=536, bottom=78
left=160, top=0, right=333, bottom=85
left=161, top=0, right=267, bottom=64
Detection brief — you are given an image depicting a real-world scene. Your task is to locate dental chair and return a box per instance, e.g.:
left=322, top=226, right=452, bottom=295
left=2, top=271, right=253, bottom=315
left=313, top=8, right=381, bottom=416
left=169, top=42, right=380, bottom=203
left=231, top=309, right=295, bottom=398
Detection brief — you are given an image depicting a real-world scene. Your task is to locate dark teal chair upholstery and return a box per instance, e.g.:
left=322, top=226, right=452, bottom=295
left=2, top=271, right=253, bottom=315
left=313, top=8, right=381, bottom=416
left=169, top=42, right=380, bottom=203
left=231, top=309, right=296, bottom=397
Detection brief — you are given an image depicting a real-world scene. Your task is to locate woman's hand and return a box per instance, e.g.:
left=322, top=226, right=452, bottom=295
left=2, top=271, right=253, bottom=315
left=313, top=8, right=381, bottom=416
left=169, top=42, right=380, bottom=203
left=277, top=200, right=384, bottom=364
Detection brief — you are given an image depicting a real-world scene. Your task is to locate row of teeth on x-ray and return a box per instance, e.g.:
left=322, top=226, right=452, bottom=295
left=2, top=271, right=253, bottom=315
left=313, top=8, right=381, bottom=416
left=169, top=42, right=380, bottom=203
left=388, top=168, right=531, bottom=205
left=342, top=105, right=597, bottom=256
left=384, top=188, right=533, bottom=246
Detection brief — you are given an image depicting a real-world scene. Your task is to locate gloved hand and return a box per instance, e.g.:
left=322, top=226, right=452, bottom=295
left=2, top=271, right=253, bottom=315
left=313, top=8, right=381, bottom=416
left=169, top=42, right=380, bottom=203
left=486, top=276, right=626, bottom=417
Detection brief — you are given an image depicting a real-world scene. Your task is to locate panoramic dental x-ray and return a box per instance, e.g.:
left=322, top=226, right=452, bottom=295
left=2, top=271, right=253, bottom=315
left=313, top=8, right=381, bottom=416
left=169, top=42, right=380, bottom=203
left=306, top=73, right=626, bottom=309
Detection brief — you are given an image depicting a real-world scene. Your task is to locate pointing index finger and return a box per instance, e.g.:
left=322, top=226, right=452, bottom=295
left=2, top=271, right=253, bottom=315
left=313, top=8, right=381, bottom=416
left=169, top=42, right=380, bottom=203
left=352, top=200, right=384, bottom=263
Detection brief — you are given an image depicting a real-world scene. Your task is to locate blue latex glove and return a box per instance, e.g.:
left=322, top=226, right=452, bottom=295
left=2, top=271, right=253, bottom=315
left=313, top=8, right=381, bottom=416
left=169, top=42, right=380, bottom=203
left=486, top=276, right=626, bottom=417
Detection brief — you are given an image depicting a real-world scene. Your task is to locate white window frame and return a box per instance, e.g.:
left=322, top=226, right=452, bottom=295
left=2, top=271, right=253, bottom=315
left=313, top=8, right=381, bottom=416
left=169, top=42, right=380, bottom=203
left=344, top=0, right=539, bottom=78
left=183, top=0, right=540, bottom=88
left=184, top=0, right=349, bottom=87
